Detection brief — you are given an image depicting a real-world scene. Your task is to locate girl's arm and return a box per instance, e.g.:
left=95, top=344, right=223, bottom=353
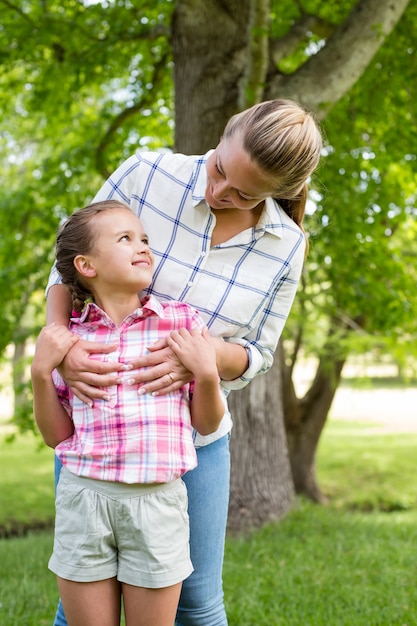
left=31, top=325, right=78, bottom=447
left=167, top=327, right=225, bottom=436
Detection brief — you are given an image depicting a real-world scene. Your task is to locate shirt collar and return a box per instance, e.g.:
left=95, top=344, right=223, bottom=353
left=192, top=150, right=212, bottom=206
left=71, top=294, right=166, bottom=325
left=257, top=197, right=286, bottom=239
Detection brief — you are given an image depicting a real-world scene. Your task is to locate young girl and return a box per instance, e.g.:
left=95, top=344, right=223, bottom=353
left=31, top=200, right=225, bottom=626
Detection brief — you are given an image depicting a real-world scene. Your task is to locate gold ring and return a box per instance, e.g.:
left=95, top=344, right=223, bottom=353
left=168, top=372, right=175, bottom=383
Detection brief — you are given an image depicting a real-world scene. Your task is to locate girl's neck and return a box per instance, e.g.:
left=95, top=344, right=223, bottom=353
left=93, top=293, right=142, bottom=326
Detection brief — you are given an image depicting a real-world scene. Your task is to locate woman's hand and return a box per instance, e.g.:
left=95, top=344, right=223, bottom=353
left=57, top=333, right=133, bottom=404
left=32, top=324, right=80, bottom=377
left=127, top=336, right=193, bottom=396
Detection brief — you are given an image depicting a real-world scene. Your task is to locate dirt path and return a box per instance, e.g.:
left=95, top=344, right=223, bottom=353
left=330, top=386, right=417, bottom=433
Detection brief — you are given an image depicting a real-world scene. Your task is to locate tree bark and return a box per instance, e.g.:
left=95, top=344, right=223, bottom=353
left=171, top=0, right=252, bottom=153
left=281, top=312, right=354, bottom=502
left=283, top=352, right=346, bottom=502
left=11, top=338, right=30, bottom=434
left=228, top=351, right=295, bottom=533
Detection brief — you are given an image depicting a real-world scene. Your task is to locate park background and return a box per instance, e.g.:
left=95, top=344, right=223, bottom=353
left=1, top=0, right=417, bottom=624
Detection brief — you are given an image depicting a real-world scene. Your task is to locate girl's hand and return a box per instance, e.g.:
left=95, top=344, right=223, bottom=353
left=167, top=327, right=218, bottom=383
left=126, top=337, right=192, bottom=396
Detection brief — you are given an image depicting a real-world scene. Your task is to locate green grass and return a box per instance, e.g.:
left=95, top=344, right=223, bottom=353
left=2, top=504, right=416, bottom=625
left=1, top=417, right=417, bottom=625
left=0, top=434, right=55, bottom=537
left=317, top=420, right=417, bottom=512
left=224, top=504, right=417, bottom=625
left=0, top=530, right=58, bottom=625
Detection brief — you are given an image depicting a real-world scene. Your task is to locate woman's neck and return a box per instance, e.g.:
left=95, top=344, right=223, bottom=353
left=210, top=202, right=264, bottom=246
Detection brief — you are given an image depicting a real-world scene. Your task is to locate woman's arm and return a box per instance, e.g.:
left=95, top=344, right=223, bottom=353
left=31, top=325, right=78, bottom=447
left=46, top=283, right=72, bottom=326
left=46, top=284, right=130, bottom=403
left=208, top=337, right=249, bottom=381
left=127, top=333, right=249, bottom=397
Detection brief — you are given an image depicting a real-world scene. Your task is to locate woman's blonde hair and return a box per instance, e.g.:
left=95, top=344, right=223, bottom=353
left=223, top=99, right=322, bottom=234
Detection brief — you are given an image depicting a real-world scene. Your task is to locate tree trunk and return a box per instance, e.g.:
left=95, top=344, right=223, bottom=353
left=281, top=337, right=347, bottom=502
left=228, top=351, right=295, bottom=533
left=172, top=0, right=295, bottom=533
left=11, top=338, right=31, bottom=434
left=171, top=0, right=252, bottom=152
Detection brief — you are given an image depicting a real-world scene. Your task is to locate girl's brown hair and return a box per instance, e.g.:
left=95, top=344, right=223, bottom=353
left=56, top=200, right=129, bottom=312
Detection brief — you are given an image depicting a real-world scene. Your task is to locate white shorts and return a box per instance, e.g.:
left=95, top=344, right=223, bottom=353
left=49, top=467, right=193, bottom=588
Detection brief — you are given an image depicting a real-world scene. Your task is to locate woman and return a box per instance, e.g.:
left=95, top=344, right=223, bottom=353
left=47, top=99, right=323, bottom=626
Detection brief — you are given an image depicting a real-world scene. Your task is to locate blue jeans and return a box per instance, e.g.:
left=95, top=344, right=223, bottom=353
left=53, top=435, right=230, bottom=626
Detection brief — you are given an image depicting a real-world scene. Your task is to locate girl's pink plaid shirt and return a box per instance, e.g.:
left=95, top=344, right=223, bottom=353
left=53, top=295, right=205, bottom=484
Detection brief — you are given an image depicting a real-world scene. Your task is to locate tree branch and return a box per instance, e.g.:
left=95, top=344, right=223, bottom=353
left=0, top=0, right=34, bottom=24
left=242, top=0, right=270, bottom=107
left=269, top=12, right=334, bottom=67
left=266, top=0, right=411, bottom=118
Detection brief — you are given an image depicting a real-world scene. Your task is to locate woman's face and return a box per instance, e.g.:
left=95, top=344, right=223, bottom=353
left=205, top=133, right=275, bottom=211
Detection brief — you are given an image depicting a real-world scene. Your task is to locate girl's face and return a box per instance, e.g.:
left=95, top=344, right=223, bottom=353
left=83, top=208, right=154, bottom=292
left=205, top=133, right=276, bottom=211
